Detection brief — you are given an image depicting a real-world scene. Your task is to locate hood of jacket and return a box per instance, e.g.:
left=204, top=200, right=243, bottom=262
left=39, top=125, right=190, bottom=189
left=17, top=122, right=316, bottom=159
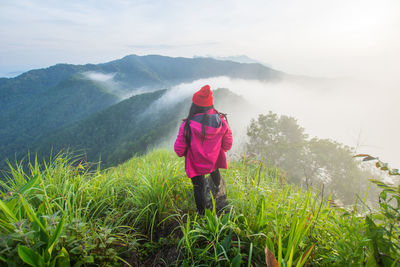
left=189, top=109, right=224, bottom=138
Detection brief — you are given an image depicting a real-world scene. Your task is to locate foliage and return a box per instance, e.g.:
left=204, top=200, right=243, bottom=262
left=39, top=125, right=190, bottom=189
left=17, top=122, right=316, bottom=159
left=177, top=155, right=379, bottom=266
left=354, top=154, right=400, bottom=266
left=34, top=89, right=172, bottom=168
left=0, top=86, right=245, bottom=174
left=1, top=55, right=281, bottom=171
left=246, top=111, right=379, bottom=204
left=0, top=175, right=69, bottom=266
left=247, top=111, right=308, bottom=183
left=0, top=149, right=398, bottom=266
left=178, top=209, right=243, bottom=266
left=0, top=75, right=119, bottom=171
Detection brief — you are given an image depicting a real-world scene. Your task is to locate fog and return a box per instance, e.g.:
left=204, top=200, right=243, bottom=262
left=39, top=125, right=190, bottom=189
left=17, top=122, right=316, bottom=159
left=155, top=76, right=400, bottom=168
left=80, top=68, right=399, bottom=168
left=80, top=69, right=399, bottom=168
left=82, top=71, right=159, bottom=100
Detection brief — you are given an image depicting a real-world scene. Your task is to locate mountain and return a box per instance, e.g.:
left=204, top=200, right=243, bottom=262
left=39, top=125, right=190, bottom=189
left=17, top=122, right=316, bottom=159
left=1, top=54, right=283, bottom=101
left=32, top=88, right=250, bottom=168
left=0, top=54, right=280, bottom=170
left=208, top=55, right=271, bottom=66
left=0, top=75, right=119, bottom=166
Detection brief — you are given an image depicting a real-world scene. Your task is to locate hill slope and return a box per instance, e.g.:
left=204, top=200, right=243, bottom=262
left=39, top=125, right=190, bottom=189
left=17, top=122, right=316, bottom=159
left=1, top=54, right=283, bottom=105
left=1, top=54, right=282, bottom=169
left=0, top=76, right=119, bottom=159
left=0, top=149, right=394, bottom=266
left=33, top=88, right=250, bottom=168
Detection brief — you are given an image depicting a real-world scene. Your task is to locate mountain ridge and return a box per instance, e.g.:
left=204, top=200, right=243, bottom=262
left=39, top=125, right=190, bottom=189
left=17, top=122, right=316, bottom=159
left=32, top=87, right=250, bottom=168
left=2, top=54, right=270, bottom=170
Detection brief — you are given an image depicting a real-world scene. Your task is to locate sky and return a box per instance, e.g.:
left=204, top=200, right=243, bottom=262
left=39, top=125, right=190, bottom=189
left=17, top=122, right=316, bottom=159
left=1, top=0, right=399, bottom=166
left=1, top=0, right=399, bottom=79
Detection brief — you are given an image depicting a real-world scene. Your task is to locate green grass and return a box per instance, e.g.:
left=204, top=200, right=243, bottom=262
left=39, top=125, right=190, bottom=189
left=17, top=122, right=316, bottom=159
left=0, top=149, right=398, bottom=266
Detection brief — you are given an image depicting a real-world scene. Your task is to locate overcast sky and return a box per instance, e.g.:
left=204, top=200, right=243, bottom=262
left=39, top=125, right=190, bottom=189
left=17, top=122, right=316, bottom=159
left=1, top=0, right=399, bottom=166
left=1, top=0, right=399, bottom=79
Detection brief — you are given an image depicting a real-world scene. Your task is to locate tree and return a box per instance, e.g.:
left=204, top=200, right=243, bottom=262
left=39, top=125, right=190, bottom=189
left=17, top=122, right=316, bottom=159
left=306, top=138, right=376, bottom=203
left=247, top=111, right=308, bottom=183
left=246, top=111, right=379, bottom=204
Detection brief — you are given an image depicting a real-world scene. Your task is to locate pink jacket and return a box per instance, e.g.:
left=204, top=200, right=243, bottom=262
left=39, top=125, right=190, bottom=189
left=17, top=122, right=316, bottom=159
left=174, top=109, right=233, bottom=178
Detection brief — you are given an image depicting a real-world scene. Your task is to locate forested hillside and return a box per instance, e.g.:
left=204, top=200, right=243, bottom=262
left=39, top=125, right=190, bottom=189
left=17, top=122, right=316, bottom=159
left=32, top=88, right=249, bottom=168
left=0, top=76, right=119, bottom=166
left=34, top=89, right=174, bottom=167
left=0, top=56, right=397, bottom=265
left=0, top=55, right=282, bottom=171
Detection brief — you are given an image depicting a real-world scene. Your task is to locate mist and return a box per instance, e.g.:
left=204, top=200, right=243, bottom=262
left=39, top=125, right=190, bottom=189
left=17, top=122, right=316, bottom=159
left=82, top=71, right=159, bottom=100
left=154, top=76, right=399, bottom=168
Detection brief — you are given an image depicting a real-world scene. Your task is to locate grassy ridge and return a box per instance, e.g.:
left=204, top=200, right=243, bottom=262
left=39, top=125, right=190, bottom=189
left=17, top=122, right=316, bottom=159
left=0, top=150, right=395, bottom=266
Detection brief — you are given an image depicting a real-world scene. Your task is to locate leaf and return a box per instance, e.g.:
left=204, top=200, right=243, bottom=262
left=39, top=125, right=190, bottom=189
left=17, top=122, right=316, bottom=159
left=363, top=156, right=377, bottom=161
left=19, top=194, right=49, bottom=238
left=248, top=243, right=253, bottom=267
left=48, top=215, right=65, bottom=255
left=354, top=154, right=371, bottom=158
left=297, top=244, right=315, bottom=267
left=221, top=231, right=233, bottom=252
left=231, top=254, right=241, bottom=267
left=287, top=246, right=294, bottom=267
left=278, top=234, right=282, bottom=266
left=265, top=247, right=279, bottom=267
left=39, top=213, right=49, bottom=245
left=18, top=246, right=45, bottom=267
left=17, top=174, right=39, bottom=195
left=0, top=199, right=18, bottom=223
left=377, top=162, right=389, bottom=171
left=50, top=247, right=70, bottom=267
left=221, top=213, right=230, bottom=225
left=84, top=255, right=94, bottom=263
left=365, top=253, right=379, bottom=267
left=0, top=255, right=6, bottom=262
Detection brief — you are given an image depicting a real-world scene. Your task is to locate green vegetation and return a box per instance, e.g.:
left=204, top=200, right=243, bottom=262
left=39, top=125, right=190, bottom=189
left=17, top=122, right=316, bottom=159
left=1, top=54, right=282, bottom=171
left=33, top=89, right=174, bottom=168
left=1, top=150, right=398, bottom=266
left=354, top=154, right=400, bottom=266
left=2, top=54, right=397, bottom=265
left=0, top=75, right=119, bottom=170
left=20, top=88, right=245, bottom=171
left=247, top=111, right=380, bottom=204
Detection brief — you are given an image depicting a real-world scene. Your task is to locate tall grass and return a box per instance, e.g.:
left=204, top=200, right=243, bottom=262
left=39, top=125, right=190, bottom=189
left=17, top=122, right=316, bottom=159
left=0, top=149, right=392, bottom=266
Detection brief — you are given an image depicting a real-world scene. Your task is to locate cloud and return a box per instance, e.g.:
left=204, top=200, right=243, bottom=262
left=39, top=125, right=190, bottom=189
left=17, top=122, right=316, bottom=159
left=1, top=0, right=399, bottom=167
left=144, top=75, right=400, bottom=168
left=82, top=71, right=128, bottom=99
left=82, top=71, right=162, bottom=100
left=2, top=0, right=399, bottom=81
left=138, top=79, right=204, bottom=119
left=83, top=71, right=115, bottom=82
left=126, top=42, right=218, bottom=50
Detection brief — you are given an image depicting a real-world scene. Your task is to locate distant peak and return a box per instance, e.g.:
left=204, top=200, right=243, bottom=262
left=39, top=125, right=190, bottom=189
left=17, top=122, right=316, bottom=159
left=195, top=55, right=271, bottom=67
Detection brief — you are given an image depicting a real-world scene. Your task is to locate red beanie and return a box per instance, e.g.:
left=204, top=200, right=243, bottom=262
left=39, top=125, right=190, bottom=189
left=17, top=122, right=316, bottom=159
left=192, top=85, right=213, bottom=107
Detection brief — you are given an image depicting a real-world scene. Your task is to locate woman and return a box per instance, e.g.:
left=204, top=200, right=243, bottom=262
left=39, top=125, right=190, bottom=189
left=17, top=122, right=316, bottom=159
left=174, top=85, right=233, bottom=214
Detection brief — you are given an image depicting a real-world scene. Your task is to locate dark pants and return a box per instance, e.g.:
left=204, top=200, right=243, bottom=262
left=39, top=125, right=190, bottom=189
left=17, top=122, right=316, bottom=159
left=191, top=169, right=221, bottom=214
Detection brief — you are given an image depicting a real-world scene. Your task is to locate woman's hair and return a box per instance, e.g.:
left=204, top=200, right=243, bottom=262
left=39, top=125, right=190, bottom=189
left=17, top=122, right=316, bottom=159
left=183, top=103, right=228, bottom=145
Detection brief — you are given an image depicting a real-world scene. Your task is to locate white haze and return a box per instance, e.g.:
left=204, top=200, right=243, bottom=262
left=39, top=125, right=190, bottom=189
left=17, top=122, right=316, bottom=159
left=154, top=76, right=400, bottom=168
left=82, top=71, right=159, bottom=100
left=83, top=72, right=115, bottom=82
